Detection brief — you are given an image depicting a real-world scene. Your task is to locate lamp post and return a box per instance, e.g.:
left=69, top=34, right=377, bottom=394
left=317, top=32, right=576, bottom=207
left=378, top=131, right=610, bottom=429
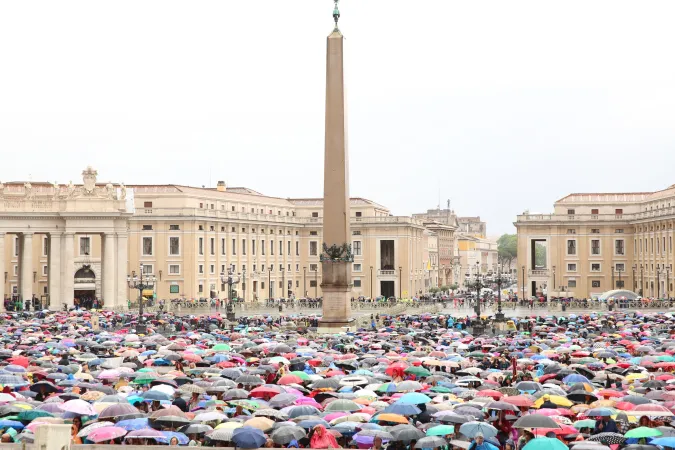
left=494, top=267, right=507, bottom=322
left=465, top=262, right=485, bottom=335
left=552, top=265, right=556, bottom=297
left=242, top=269, right=246, bottom=303
left=398, top=266, right=402, bottom=299
left=303, top=266, right=307, bottom=297
left=611, top=265, right=615, bottom=289
left=617, top=266, right=622, bottom=289
left=127, top=264, right=156, bottom=335
left=632, top=264, right=637, bottom=292
left=220, top=269, right=240, bottom=305
left=369, top=266, right=373, bottom=299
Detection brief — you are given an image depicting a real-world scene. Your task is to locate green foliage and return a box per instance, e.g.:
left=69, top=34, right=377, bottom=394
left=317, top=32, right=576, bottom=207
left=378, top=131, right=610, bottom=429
left=534, top=242, right=547, bottom=267
left=429, top=287, right=440, bottom=294
left=497, top=234, right=518, bottom=269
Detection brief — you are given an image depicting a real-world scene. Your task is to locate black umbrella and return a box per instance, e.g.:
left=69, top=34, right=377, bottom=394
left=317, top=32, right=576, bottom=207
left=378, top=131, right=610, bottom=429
left=154, top=416, right=191, bottom=428
left=513, top=415, right=560, bottom=429
left=390, top=424, right=425, bottom=442
left=270, top=426, right=307, bottom=445
left=30, top=381, right=58, bottom=394
left=588, top=433, right=626, bottom=445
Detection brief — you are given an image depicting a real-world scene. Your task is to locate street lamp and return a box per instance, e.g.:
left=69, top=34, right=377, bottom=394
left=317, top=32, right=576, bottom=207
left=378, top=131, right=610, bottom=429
left=241, top=268, right=246, bottom=303
left=220, top=269, right=240, bottom=304
left=611, top=265, right=615, bottom=289
left=617, top=265, right=623, bottom=289
left=494, top=267, right=508, bottom=322
left=465, top=262, right=486, bottom=335
left=127, top=264, right=156, bottom=334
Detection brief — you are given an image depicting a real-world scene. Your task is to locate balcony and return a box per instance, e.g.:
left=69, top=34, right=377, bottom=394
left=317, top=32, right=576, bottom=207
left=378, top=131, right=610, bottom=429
left=528, top=269, right=550, bottom=277
left=378, top=270, right=396, bottom=276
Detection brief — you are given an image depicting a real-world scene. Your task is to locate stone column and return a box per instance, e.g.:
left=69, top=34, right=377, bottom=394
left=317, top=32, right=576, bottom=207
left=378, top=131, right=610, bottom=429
left=116, top=232, right=129, bottom=309
left=0, top=233, right=5, bottom=311
left=48, top=233, right=62, bottom=310
left=319, top=20, right=353, bottom=330
left=61, top=232, right=75, bottom=308
left=103, top=233, right=116, bottom=307
left=20, top=233, right=34, bottom=302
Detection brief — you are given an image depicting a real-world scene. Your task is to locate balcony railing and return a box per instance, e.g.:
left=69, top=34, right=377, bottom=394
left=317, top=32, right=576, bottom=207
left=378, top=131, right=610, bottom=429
left=528, top=269, right=550, bottom=277
left=378, top=270, right=396, bottom=276
left=518, top=208, right=675, bottom=223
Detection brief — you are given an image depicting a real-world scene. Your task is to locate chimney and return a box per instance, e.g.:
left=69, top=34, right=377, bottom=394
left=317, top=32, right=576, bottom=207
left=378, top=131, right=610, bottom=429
left=216, top=181, right=226, bottom=192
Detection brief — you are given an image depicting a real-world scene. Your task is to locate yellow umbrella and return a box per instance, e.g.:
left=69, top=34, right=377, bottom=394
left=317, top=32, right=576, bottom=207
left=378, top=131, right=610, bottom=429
left=591, top=399, right=617, bottom=408
left=571, top=404, right=590, bottom=414
left=626, top=373, right=648, bottom=382
left=533, top=395, right=573, bottom=408
left=244, top=417, right=274, bottom=431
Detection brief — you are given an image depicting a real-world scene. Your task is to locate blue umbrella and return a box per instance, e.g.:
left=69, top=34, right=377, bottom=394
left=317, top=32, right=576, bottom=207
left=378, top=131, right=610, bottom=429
left=651, top=438, right=675, bottom=447
left=396, top=392, right=431, bottom=405
left=382, top=403, right=422, bottom=416
left=0, top=420, right=24, bottom=430
left=141, top=391, right=172, bottom=402
left=231, top=426, right=267, bottom=449
left=158, top=431, right=189, bottom=445
left=563, top=374, right=591, bottom=385
left=458, top=422, right=498, bottom=439
left=116, top=418, right=150, bottom=431
left=297, top=419, right=330, bottom=430
left=584, top=408, right=615, bottom=417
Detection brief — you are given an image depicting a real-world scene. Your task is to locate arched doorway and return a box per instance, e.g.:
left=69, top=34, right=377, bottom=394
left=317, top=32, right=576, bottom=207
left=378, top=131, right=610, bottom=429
left=74, top=265, right=96, bottom=308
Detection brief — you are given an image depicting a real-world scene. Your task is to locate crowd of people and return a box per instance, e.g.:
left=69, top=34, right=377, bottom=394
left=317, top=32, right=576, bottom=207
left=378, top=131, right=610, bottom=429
left=0, top=308, right=671, bottom=449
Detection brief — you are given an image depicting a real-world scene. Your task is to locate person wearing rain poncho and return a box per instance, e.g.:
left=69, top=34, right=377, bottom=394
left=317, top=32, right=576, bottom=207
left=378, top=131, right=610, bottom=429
left=468, top=433, right=499, bottom=450
left=309, top=425, right=339, bottom=449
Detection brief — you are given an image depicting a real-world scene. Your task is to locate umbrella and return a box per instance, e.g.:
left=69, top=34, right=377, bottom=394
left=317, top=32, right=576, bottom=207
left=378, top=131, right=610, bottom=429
left=625, top=427, right=663, bottom=439
left=425, top=425, right=455, bottom=437
left=98, top=403, right=142, bottom=420
left=116, top=418, right=151, bottom=431
left=588, top=433, right=627, bottom=445
left=58, top=399, right=97, bottom=416
left=416, top=436, right=448, bottom=448
left=397, top=392, right=432, bottom=405
left=77, top=421, right=115, bottom=438
left=391, top=424, right=426, bottom=441
left=459, top=422, right=498, bottom=439
left=125, top=428, right=165, bottom=440
left=324, top=399, right=362, bottom=412
left=231, top=426, right=268, bottom=449
left=523, top=437, right=569, bottom=450
left=87, top=426, right=128, bottom=443
left=271, top=426, right=307, bottom=445
left=513, top=415, right=561, bottom=429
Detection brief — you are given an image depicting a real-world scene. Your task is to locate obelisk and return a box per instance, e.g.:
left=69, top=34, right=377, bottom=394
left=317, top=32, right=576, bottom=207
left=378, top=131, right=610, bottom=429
left=319, top=0, right=354, bottom=331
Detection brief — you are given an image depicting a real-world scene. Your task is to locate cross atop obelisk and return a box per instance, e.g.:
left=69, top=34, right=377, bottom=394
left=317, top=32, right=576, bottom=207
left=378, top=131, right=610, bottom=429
left=319, top=0, right=354, bottom=331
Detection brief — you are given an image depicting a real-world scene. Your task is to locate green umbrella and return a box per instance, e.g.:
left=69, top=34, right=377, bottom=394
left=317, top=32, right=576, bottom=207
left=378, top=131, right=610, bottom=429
left=625, top=427, right=663, bottom=439
left=18, top=410, right=53, bottom=422
left=523, top=437, right=568, bottom=450
left=573, top=419, right=596, bottom=430
left=430, top=386, right=452, bottom=393
left=426, top=425, right=455, bottom=437
left=212, top=344, right=231, bottom=352
left=290, top=371, right=311, bottom=381
left=404, top=366, right=431, bottom=377
left=467, top=352, right=486, bottom=358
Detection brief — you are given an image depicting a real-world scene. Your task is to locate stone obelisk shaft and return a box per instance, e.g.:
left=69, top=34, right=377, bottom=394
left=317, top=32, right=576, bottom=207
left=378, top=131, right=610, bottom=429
left=320, top=29, right=353, bottom=328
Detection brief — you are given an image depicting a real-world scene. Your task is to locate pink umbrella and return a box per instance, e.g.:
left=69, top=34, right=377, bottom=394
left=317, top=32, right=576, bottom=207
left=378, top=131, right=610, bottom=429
left=295, top=397, right=322, bottom=409
left=97, top=369, right=121, bottom=380
left=125, top=429, right=165, bottom=440
left=59, top=399, right=97, bottom=416
left=87, top=426, right=128, bottom=443
left=324, top=412, right=348, bottom=422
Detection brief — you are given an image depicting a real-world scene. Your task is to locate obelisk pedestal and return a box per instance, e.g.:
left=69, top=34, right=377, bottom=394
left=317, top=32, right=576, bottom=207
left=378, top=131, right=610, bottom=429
left=318, top=11, right=355, bottom=333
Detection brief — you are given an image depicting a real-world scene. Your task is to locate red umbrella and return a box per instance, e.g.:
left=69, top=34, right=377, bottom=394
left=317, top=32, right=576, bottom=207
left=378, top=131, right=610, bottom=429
left=533, top=425, right=577, bottom=436
left=597, top=390, right=623, bottom=398
left=277, top=375, right=303, bottom=386
left=476, top=390, right=503, bottom=400
left=182, top=353, right=202, bottom=363
left=615, top=402, right=636, bottom=411
left=250, top=386, right=284, bottom=398
left=8, top=356, right=29, bottom=368
left=502, top=396, right=534, bottom=407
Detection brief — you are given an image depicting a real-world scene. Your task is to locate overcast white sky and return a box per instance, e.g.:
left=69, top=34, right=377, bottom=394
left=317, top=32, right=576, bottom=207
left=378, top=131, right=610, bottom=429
left=2, top=1, right=675, bottom=236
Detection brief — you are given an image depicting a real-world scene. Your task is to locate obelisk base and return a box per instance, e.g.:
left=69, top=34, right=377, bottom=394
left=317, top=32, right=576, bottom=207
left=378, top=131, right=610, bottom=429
left=318, top=261, right=355, bottom=333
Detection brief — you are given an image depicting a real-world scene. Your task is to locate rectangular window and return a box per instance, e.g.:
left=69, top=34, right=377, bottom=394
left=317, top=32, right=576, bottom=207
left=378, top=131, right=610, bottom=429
left=296, top=241, right=299, bottom=256
left=43, top=237, right=48, bottom=256
left=616, top=280, right=625, bottom=288
left=615, top=229, right=624, bottom=233
left=221, top=238, right=226, bottom=255
left=310, top=241, right=318, bottom=256
left=242, top=239, right=246, bottom=255
left=142, top=224, right=153, bottom=230
left=144, top=201, right=153, bottom=208
left=591, top=229, right=600, bottom=234
left=221, top=264, right=225, bottom=274
left=591, top=209, right=599, bottom=215
left=210, top=238, right=215, bottom=255
left=356, top=211, right=362, bottom=217
left=252, top=240, right=256, bottom=256
left=170, top=285, right=180, bottom=293
left=232, top=239, right=237, bottom=255
left=310, top=280, right=317, bottom=288
left=312, top=212, right=319, bottom=218
left=296, top=264, right=299, bottom=272
left=296, top=280, right=299, bottom=288
left=169, top=237, right=180, bottom=255
left=279, top=241, right=283, bottom=255
left=198, top=284, right=203, bottom=293
left=310, top=231, right=318, bottom=236
left=591, top=263, right=601, bottom=271
left=142, top=264, right=153, bottom=274
left=270, top=240, right=274, bottom=255
left=615, top=239, right=625, bottom=255
left=592, top=280, right=601, bottom=288
left=80, top=237, right=91, bottom=256
left=567, top=209, right=575, bottom=215
left=591, top=240, right=600, bottom=255
left=198, top=264, right=204, bottom=274
left=615, top=263, right=625, bottom=272
left=567, top=263, right=577, bottom=272
left=198, top=237, right=203, bottom=255
left=13, top=237, right=18, bottom=257
left=261, top=264, right=266, bottom=272
left=567, top=240, right=576, bottom=256
left=354, top=279, right=362, bottom=287
left=262, top=239, right=266, bottom=255
left=615, top=209, right=623, bottom=215
left=169, top=264, right=180, bottom=274
left=142, top=237, right=152, bottom=256
left=353, top=241, right=362, bottom=256
left=566, top=229, right=576, bottom=234
left=310, top=264, right=318, bottom=272
left=210, top=264, right=215, bottom=274
left=169, top=224, right=180, bottom=230
left=42, top=265, right=48, bottom=276
left=568, top=279, right=577, bottom=288
left=279, top=264, right=283, bottom=271
left=13, top=265, right=17, bottom=276
left=288, top=241, right=291, bottom=255
left=354, top=263, right=362, bottom=272
left=279, top=281, right=283, bottom=289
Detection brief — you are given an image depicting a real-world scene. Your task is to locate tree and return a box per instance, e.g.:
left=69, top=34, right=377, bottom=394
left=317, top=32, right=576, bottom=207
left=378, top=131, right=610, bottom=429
left=497, top=234, right=518, bottom=271
left=429, top=287, right=440, bottom=294
left=449, top=283, right=459, bottom=293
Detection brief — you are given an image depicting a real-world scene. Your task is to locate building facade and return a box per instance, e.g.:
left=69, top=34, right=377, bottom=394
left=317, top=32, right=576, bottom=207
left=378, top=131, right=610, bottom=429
left=0, top=169, right=449, bottom=309
left=516, top=184, right=675, bottom=299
